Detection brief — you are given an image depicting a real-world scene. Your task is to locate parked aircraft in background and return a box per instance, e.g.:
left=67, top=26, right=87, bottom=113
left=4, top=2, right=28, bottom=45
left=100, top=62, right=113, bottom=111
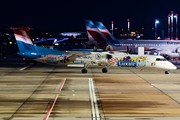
left=9, top=26, right=176, bottom=74
left=85, top=20, right=180, bottom=59
left=85, top=20, right=109, bottom=48
left=52, top=38, right=69, bottom=44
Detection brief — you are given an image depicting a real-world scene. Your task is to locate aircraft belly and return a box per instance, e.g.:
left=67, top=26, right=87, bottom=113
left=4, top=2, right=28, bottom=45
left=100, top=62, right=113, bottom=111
left=34, top=58, right=68, bottom=66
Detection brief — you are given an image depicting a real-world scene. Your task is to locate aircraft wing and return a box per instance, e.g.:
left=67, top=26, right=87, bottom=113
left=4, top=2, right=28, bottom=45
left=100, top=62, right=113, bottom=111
left=115, top=50, right=127, bottom=52
left=68, top=51, right=92, bottom=57
left=67, top=51, right=92, bottom=60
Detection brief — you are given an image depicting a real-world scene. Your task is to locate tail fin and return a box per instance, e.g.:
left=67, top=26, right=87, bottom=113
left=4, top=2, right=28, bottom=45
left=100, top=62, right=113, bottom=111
left=85, top=20, right=108, bottom=47
left=10, top=27, right=37, bottom=53
left=95, top=21, right=116, bottom=40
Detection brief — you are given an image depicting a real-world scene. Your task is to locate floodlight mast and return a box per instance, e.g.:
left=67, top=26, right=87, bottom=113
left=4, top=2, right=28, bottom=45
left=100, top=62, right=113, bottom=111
left=155, top=19, right=159, bottom=40
left=171, top=11, right=174, bottom=40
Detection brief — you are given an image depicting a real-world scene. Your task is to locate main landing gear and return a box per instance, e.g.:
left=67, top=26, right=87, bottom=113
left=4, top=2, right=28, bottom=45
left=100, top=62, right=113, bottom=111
left=82, top=68, right=87, bottom=73
left=102, top=68, right=108, bottom=73
left=165, top=70, right=169, bottom=74
left=81, top=64, right=108, bottom=73
left=82, top=63, right=89, bottom=73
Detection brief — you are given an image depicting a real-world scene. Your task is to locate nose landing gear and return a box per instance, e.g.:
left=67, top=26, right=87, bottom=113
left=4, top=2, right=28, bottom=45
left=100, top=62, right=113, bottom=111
left=165, top=70, right=169, bottom=74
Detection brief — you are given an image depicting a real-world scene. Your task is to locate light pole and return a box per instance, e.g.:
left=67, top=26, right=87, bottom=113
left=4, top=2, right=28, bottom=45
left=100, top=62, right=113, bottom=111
left=168, top=11, right=178, bottom=40
left=174, top=14, right=178, bottom=40
left=168, top=14, right=170, bottom=40
left=171, top=11, right=174, bottom=40
left=155, top=19, right=159, bottom=40
left=111, top=21, right=114, bottom=35
left=127, top=19, right=130, bottom=39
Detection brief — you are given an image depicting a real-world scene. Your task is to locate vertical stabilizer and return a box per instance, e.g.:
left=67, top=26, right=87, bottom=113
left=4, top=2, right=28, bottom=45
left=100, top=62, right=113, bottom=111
left=95, top=21, right=116, bottom=40
left=87, top=31, right=95, bottom=41
left=85, top=20, right=108, bottom=47
left=10, top=27, right=37, bottom=53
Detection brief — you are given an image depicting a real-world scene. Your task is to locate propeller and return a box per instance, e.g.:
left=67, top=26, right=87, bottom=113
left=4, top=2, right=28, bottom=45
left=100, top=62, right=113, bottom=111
left=106, top=54, right=113, bottom=67
left=103, top=45, right=113, bottom=52
left=127, top=46, right=132, bottom=54
left=93, top=46, right=97, bottom=52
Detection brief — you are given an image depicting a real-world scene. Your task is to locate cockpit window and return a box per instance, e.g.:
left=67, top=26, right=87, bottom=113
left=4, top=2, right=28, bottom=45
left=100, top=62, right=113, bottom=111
left=156, top=58, right=167, bottom=61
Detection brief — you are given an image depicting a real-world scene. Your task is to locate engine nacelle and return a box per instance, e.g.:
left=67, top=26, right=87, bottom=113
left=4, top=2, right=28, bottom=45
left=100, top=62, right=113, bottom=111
left=106, top=54, right=112, bottom=60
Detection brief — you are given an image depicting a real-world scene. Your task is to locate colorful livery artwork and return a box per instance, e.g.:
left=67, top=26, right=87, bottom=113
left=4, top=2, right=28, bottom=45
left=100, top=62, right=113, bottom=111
left=98, top=56, right=147, bottom=68
left=118, top=56, right=146, bottom=67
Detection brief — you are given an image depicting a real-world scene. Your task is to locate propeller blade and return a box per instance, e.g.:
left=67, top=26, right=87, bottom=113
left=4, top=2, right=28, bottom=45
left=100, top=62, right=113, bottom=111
left=127, top=46, right=129, bottom=53
left=93, top=46, right=97, bottom=52
left=103, top=46, right=107, bottom=51
left=103, top=45, right=113, bottom=52
left=129, top=48, right=132, bottom=54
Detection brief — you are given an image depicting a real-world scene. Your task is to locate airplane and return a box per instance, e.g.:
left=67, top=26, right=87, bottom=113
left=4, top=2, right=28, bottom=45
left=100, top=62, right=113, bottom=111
left=9, top=26, right=176, bottom=74
left=85, top=20, right=180, bottom=59
left=9, top=26, right=114, bottom=73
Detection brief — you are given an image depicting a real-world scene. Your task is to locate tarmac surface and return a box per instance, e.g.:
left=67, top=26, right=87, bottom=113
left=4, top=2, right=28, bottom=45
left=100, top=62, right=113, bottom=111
left=1, top=55, right=180, bottom=120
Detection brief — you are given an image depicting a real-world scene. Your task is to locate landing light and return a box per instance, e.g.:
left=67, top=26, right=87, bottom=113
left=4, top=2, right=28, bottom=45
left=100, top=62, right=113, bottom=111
left=155, top=21, right=159, bottom=24
left=157, top=37, right=161, bottom=39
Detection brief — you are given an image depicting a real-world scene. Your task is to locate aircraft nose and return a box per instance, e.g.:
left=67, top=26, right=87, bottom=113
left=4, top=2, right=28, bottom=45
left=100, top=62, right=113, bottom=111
left=172, top=64, right=177, bottom=70
left=170, top=63, right=177, bottom=70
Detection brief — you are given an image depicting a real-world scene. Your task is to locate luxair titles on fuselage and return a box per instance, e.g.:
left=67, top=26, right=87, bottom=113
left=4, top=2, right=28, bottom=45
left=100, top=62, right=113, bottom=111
left=98, top=55, right=147, bottom=68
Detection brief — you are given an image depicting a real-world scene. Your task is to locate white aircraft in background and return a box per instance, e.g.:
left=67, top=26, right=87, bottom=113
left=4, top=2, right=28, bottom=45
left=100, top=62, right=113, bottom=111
left=9, top=26, right=176, bottom=74
left=85, top=20, right=180, bottom=59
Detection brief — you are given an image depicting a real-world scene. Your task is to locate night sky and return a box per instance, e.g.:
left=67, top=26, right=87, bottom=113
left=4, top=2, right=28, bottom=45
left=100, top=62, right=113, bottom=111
left=1, top=0, right=180, bottom=31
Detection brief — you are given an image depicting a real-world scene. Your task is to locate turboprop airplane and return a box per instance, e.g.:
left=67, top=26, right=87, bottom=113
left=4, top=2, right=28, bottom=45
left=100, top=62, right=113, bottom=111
left=9, top=26, right=114, bottom=73
left=10, top=26, right=176, bottom=74
left=85, top=20, right=180, bottom=59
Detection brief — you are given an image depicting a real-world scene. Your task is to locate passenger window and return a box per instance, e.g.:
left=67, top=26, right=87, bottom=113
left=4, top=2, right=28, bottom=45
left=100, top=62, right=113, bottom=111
left=156, top=58, right=167, bottom=61
left=156, top=58, right=161, bottom=61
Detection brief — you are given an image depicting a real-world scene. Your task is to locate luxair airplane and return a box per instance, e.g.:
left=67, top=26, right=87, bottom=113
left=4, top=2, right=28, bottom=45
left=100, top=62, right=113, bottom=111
left=85, top=20, right=180, bottom=59
left=10, top=27, right=176, bottom=74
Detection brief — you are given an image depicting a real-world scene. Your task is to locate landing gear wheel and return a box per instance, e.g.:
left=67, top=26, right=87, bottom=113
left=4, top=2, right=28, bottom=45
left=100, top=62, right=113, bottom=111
left=165, top=71, right=169, bottom=74
left=102, top=68, right=108, bottom=73
left=82, top=68, right=87, bottom=73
